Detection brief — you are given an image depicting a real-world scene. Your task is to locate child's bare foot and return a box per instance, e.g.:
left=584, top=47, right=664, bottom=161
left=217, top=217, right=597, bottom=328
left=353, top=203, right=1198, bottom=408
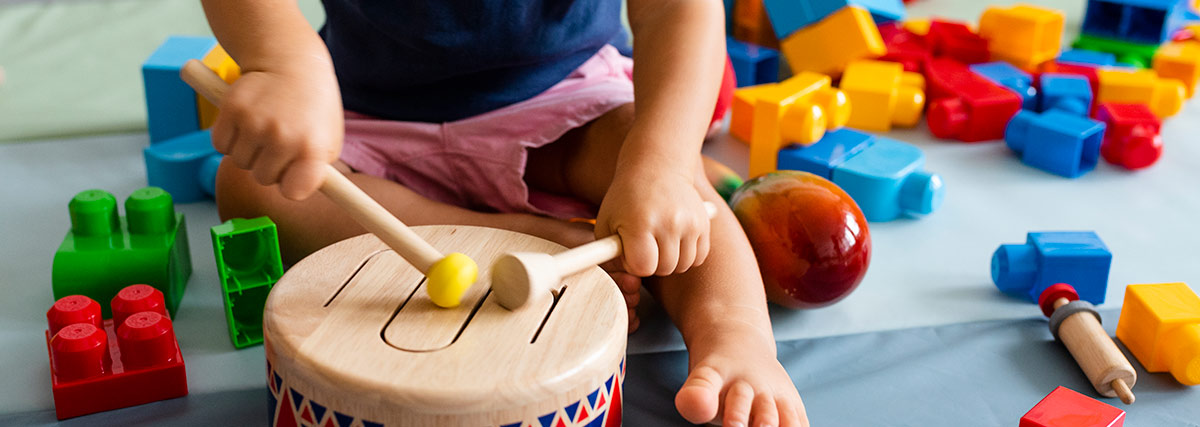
left=675, top=329, right=808, bottom=427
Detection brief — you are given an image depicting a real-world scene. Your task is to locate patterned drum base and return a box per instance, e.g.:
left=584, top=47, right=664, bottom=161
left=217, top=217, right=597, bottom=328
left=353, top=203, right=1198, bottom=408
left=268, top=358, right=626, bottom=427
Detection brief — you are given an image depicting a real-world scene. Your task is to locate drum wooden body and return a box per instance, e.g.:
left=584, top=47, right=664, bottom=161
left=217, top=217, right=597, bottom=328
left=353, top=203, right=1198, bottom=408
left=263, top=226, right=627, bottom=427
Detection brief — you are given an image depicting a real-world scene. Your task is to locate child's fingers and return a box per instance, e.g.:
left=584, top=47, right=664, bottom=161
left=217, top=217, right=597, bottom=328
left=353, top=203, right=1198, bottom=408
left=278, top=158, right=328, bottom=201
left=619, top=230, right=659, bottom=277
left=252, top=140, right=297, bottom=187
left=229, top=130, right=264, bottom=171
left=674, top=231, right=697, bottom=275
left=695, top=228, right=712, bottom=267
left=652, top=234, right=680, bottom=276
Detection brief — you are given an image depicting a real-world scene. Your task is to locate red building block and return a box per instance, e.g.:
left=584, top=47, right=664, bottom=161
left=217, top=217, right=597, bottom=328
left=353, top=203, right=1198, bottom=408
left=1020, top=386, right=1125, bottom=427
left=926, top=20, right=990, bottom=65
left=45, top=286, right=188, bottom=420
left=925, top=58, right=1023, bottom=142
left=1095, top=103, right=1163, bottom=170
left=878, top=22, right=932, bottom=73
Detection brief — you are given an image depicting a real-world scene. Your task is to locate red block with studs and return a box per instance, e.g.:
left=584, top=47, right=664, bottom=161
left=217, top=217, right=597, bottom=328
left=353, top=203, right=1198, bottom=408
left=1020, top=386, right=1125, bottom=427
left=1094, top=103, right=1163, bottom=170
left=878, top=22, right=931, bottom=73
left=926, top=20, right=990, bottom=65
left=925, top=58, right=1023, bottom=142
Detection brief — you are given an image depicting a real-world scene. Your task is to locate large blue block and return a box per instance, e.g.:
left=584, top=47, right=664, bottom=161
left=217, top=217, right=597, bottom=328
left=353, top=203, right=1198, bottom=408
left=1039, top=73, right=1094, bottom=115
left=144, top=130, right=222, bottom=203
left=777, top=129, right=875, bottom=179
left=727, top=37, right=781, bottom=88
left=992, top=231, right=1112, bottom=305
left=1005, top=110, right=1106, bottom=178
left=763, top=0, right=906, bottom=39
left=1081, top=0, right=1189, bottom=45
left=1057, top=49, right=1118, bottom=67
left=143, top=36, right=217, bottom=144
left=830, top=136, right=944, bottom=222
left=970, top=62, right=1038, bottom=111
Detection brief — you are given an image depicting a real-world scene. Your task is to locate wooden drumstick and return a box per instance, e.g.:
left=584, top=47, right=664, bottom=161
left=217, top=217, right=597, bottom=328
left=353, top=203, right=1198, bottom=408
left=180, top=60, right=477, bottom=308
left=1042, top=284, right=1137, bottom=404
left=492, top=202, right=719, bottom=310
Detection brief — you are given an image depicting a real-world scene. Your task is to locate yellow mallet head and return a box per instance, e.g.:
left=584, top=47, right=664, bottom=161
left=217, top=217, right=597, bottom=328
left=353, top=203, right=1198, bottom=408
left=425, top=252, right=478, bottom=308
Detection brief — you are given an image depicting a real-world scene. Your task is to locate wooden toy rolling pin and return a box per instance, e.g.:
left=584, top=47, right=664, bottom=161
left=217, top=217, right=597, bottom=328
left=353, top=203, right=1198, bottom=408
left=1039, top=283, right=1137, bottom=404
left=180, top=60, right=476, bottom=308
left=492, top=201, right=719, bottom=310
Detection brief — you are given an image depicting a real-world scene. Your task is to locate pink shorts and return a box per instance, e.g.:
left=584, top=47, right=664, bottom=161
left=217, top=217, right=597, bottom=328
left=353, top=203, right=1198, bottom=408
left=340, top=45, right=635, bottom=220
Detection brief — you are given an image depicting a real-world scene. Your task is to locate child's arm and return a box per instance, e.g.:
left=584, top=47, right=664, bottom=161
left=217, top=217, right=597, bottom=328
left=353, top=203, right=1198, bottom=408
left=596, top=0, right=726, bottom=277
left=199, top=0, right=344, bottom=200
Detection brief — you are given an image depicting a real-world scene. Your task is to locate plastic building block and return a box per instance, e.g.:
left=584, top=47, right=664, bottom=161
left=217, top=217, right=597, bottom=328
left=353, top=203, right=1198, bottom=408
left=1096, top=68, right=1186, bottom=118
left=925, top=58, right=1023, bottom=142
left=839, top=60, right=924, bottom=132
left=991, top=232, right=1111, bottom=306
left=1116, top=282, right=1200, bottom=386
left=197, top=44, right=241, bottom=129
left=926, top=20, right=990, bottom=64
left=829, top=136, right=944, bottom=221
left=733, top=0, right=780, bottom=49
left=1039, top=61, right=1103, bottom=98
left=1039, top=73, right=1094, bottom=115
left=143, top=130, right=222, bottom=203
left=1095, top=103, right=1163, bottom=170
left=1153, top=40, right=1200, bottom=97
left=730, top=84, right=782, bottom=143
left=978, top=4, right=1065, bottom=70
left=762, top=0, right=905, bottom=39
left=878, top=22, right=931, bottom=73
left=779, top=6, right=885, bottom=77
left=52, top=188, right=192, bottom=318
left=971, top=61, right=1038, bottom=110
left=1020, top=386, right=1125, bottom=427
left=212, top=217, right=283, bottom=348
left=748, top=73, right=851, bottom=178
left=1073, top=35, right=1159, bottom=68
left=45, top=287, right=188, bottom=420
left=1005, top=110, right=1105, bottom=178
left=902, top=17, right=930, bottom=36
left=1059, top=49, right=1119, bottom=67
left=142, top=36, right=217, bottom=144
left=1082, top=0, right=1189, bottom=45
left=777, top=127, right=875, bottom=179
left=727, top=37, right=780, bottom=88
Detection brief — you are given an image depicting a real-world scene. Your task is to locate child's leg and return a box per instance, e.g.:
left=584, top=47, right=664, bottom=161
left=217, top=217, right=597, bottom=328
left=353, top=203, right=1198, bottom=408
left=528, top=104, right=808, bottom=427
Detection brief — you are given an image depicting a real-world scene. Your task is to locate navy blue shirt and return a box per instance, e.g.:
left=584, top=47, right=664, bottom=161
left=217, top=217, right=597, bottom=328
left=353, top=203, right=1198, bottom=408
left=320, top=0, right=624, bottom=123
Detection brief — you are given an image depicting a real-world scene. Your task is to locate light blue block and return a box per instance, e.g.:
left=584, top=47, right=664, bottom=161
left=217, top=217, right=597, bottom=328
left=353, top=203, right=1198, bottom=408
left=144, top=130, right=221, bottom=203
left=1005, top=110, right=1106, bottom=178
left=777, top=128, right=874, bottom=179
left=1057, top=49, right=1118, bottom=67
left=830, top=137, right=944, bottom=222
left=970, top=62, right=1038, bottom=111
left=991, top=231, right=1112, bottom=305
left=1082, top=0, right=1189, bottom=45
left=727, top=37, right=781, bottom=88
left=143, top=36, right=217, bottom=144
left=1039, top=73, right=1094, bottom=115
left=763, top=0, right=906, bottom=39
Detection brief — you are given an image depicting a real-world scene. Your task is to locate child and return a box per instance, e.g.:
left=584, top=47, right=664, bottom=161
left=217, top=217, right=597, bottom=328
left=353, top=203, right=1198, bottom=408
left=200, top=0, right=807, bottom=425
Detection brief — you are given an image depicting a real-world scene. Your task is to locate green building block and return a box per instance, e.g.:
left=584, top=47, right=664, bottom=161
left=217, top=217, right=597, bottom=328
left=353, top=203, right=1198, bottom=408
left=1073, top=35, right=1160, bottom=68
left=211, top=217, right=283, bottom=349
left=52, top=188, right=192, bottom=318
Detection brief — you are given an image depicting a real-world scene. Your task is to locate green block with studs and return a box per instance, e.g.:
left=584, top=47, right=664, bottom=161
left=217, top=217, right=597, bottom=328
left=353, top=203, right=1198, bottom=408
left=211, top=217, right=283, bottom=348
left=51, top=187, right=192, bottom=318
left=1073, top=35, right=1160, bottom=69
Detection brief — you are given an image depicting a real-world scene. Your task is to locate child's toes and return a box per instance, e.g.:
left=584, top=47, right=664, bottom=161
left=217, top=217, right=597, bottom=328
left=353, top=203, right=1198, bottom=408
left=721, top=380, right=756, bottom=427
left=750, top=392, right=779, bottom=427
left=623, top=287, right=640, bottom=308
left=778, top=396, right=808, bottom=427
left=610, top=271, right=641, bottom=295
left=627, top=308, right=640, bottom=333
left=674, top=365, right=724, bottom=424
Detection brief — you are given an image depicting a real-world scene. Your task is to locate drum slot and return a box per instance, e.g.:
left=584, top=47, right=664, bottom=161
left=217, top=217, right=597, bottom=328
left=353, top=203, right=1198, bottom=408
left=378, top=281, right=490, bottom=353
left=323, top=250, right=386, bottom=307
left=530, top=286, right=566, bottom=344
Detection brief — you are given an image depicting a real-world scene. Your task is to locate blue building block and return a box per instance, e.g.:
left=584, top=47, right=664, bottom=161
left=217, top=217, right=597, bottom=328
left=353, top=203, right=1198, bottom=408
left=1057, top=49, right=1118, bottom=67
left=142, top=36, right=217, bottom=144
left=777, top=128, right=875, bottom=179
left=971, top=62, right=1038, bottom=111
left=830, top=136, right=945, bottom=222
left=762, top=0, right=906, bottom=39
left=1005, top=110, right=1106, bottom=178
left=1081, top=0, right=1189, bottom=45
left=728, top=37, right=781, bottom=88
left=991, top=231, right=1112, bottom=305
left=144, top=130, right=222, bottom=203
left=1039, top=73, right=1093, bottom=115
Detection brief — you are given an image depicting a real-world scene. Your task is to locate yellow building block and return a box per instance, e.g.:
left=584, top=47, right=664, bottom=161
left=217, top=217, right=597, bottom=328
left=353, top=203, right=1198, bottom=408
left=731, top=84, right=783, bottom=144
left=748, top=73, right=850, bottom=178
left=1096, top=68, right=1185, bottom=118
left=197, top=45, right=242, bottom=129
left=1116, top=282, right=1200, bottom=386
left=1154, top=41, right=1200, bottom=98
left=779, top=6, right=884, bottom=77
left=977, top=4, right=1064, bottom=71
left=839, top=60, right=925, bottom=132
left=903, top=18, right=930, bottom=36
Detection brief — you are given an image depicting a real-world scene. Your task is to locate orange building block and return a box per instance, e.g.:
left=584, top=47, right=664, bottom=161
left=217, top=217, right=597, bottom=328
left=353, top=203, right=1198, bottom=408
left=734, top=0, right=780, bottom=49
left=731, top=84, right=783, bottom=144
left=1096, top=69, right=1185, bottom=118
left=197, top=45, right=241, bottom=129
left=779, top=6, right=884, bottom=77
left=977, top=4, right=1064, bottom=71
left=839, top=60, right=925, bottom=132
left=1116, top=282, right=1200, bottom=386
left=1153, top=41, right=1200, bottom=98
left=748, top=73, right=850, bottom=178
left=902, top=18, right=930, bottom=36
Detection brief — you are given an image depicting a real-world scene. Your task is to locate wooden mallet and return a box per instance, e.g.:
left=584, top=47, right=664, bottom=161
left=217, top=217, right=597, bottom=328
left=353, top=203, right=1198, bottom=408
left=180, top=60, right=477, bottom=308
left=491, top=202, right=719, bottom=310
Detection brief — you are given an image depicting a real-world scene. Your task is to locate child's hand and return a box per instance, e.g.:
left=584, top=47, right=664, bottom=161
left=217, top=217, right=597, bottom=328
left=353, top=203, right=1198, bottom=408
left=596, top=165, right=712, bottom=277
left=211, top=66, right=344, bottom=201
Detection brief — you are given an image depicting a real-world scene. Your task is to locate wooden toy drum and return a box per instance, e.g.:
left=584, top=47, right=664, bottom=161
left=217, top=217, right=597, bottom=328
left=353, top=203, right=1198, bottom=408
left=263, top=226, right=627, bottom=427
